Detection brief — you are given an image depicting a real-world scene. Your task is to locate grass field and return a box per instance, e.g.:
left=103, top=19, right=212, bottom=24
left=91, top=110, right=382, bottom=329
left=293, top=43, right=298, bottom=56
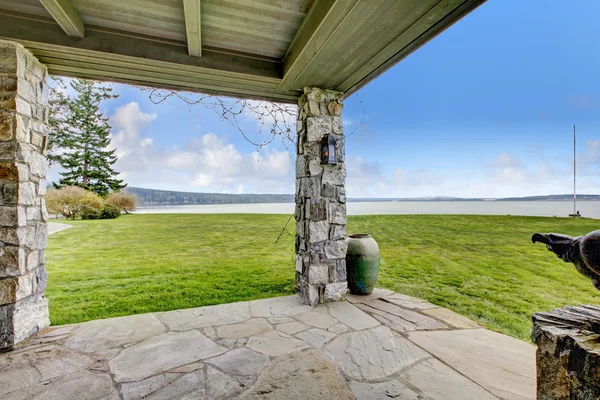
left=46, top=213, right=600, bottom=340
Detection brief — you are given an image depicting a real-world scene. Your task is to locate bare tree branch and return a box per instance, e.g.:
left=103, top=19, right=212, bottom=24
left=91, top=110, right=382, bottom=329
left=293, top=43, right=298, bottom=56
left=145, top=89, right=297, bottom=150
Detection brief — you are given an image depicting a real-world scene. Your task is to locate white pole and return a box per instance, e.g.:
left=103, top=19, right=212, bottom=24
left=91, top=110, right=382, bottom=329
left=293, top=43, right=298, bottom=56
left=574, top=124, right=576, bottom=215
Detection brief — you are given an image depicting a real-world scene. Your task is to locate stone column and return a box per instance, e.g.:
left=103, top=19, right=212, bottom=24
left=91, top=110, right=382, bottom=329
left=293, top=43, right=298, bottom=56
left=295, top=87, right=347, bottom=306
left=532, top=305, right=600, bottom=400
left=0, top=41, right=50, bottom=350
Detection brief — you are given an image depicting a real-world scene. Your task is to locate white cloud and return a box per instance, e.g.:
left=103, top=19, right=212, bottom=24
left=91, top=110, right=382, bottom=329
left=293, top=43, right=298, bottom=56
left=110, top=102, right=157, bottom=153
left=106, top=102, right=294, bottom=194
left=492, top=152, right=521, bottom=168
left=345, top=157, right=446, bottom=198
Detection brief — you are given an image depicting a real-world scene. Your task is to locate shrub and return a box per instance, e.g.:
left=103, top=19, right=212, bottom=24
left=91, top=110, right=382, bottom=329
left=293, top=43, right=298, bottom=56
left=106, top=192, right=137, bottom=214
left=80, top=207, right=101, bottom=219
left=45, top=186, right=88, bottom=219
left=100, top=204, right=121, bottom=219
left=45, top=186, right=104, bottom=220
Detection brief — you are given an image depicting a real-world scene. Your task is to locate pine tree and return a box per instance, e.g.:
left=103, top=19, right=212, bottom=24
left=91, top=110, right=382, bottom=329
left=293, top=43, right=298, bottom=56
left=49, top=79, right=126, bottom=196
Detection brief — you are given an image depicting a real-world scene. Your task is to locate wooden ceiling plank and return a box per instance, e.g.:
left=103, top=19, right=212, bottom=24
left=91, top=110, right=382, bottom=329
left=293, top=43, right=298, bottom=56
left=46, top=64, right=299, bottom=102
left=36, top=55, right=282, bottom=93
left=314, top=0, right=435, bottom=89
left=183, top=0, right=202, bottom=57
left=0, top=13, right=280, bottom=80
left=39, top=0, right=84, bottom=37
left=277, top=0, right=360, bottom=92
left=338, top=0, right=486, bottom=95
left=24, top=44, right=281, bottom=85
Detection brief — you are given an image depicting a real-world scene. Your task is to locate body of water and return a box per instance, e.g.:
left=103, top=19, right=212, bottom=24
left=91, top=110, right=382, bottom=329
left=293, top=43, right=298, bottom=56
left=135, top=201, right=600, bottom=219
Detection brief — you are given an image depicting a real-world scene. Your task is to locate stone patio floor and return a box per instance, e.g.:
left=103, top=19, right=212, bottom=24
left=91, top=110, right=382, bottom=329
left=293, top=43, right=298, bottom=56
left=0, top=289, right=536, bottom=399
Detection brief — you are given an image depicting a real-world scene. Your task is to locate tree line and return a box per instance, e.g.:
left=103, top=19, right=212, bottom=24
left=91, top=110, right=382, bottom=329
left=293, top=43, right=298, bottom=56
left=126, top=187, right=294, bottom=205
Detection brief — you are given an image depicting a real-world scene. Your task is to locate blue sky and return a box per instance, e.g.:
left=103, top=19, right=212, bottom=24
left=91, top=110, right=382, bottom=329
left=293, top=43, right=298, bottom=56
left=49, top=0, right=600, bottom=198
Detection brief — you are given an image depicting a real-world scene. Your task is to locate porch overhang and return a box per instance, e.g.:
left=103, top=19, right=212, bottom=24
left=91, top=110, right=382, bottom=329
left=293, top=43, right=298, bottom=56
left=0, top=0, right=485, bottom=103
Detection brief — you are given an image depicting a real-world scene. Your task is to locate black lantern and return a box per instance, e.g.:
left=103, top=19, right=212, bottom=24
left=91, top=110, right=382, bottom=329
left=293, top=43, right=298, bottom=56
left=320, top=134, right=337, bottom=165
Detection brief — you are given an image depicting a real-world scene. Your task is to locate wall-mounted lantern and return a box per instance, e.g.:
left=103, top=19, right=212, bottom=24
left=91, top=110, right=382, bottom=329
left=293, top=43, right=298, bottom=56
left=320, top=134, right=337, bottom=165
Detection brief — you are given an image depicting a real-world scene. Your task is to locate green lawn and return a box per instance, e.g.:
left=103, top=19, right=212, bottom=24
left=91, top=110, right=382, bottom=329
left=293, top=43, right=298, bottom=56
left=46, top=213, right=600, bottom=340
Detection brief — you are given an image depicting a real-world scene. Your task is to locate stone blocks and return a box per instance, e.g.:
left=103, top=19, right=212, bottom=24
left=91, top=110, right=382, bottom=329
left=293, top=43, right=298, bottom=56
left=532, top=306, right=600, bottom=400
left=0, top=40, right=49, bottom=349
left=295, top=87, right=347, bottom=305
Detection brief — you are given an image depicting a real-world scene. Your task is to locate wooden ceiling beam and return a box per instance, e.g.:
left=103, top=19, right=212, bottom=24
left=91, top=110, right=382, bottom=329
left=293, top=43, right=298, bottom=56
left=278, top=0, right=360, bottom=93
left=183, top=0, right=202, bottom=57
left=39, top=0, right=84, bottom=38
left=339, top=0, right=486, bottom=95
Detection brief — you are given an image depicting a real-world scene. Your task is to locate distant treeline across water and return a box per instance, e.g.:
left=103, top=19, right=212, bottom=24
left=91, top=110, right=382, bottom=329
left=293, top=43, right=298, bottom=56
left=126, top=186, right=600, bottom=206
left=125, top=187, right=294, bottom=205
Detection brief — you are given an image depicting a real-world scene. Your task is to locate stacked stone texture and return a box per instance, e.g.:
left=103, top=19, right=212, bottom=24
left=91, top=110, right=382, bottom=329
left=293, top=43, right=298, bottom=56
left=0, top=41, right=50, bottom=349
left=295, top=87, right=347, bottom=306
left=532, top=306, right=600, bottom=400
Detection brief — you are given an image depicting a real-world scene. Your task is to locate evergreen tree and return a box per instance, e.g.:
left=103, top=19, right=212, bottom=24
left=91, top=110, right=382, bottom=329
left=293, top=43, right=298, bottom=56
left=49, top=79, right=126, bottom=196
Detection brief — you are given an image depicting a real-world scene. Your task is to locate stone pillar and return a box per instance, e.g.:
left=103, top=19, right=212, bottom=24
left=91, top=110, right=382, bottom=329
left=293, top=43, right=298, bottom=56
left=295, top=87, right=347, bottom=306
left=0, top=41, right=50, bottom=350
left=532, top=305, right=600, bottom=400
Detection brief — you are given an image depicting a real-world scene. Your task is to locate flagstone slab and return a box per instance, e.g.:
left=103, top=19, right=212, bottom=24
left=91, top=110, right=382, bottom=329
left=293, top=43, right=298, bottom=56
left=249, top=295, right=312, bottom=318
left=408, top=329, right=536, bottom=400
left=0, top=367, right=41, bottom=397
left=422, top=307, right=481, bottom=329
left=4, top=370, right=118, bottom=400
left=296, top=328, right=336, bottom=348
left=246, top=330, right=309, bottom=357
left=155, top=302, right=250, bottom=331
left=139, top=370, right=206, bottom=400
left=328, top=323, right=349, bottom=334
left=326, top=301, right=380, bottom=330
left=403, top=358, right=498, bottom=400
left=206, top=365, right=245, bottom=399
left=357, top=299, right=447, bottom=330
left=385, top=293, right=439, bottom=310
left=325, top=326, right=428, bottom=380
left=357, top=304, right=420, bottom=332
left=109, top=330, right=226, bottom=382
left=238, top=349, right=354, bottom=400
left=65, top=314, right=166, bottom=353
left=120, top=373, right=181, bottom=400
left=295, top=311, right=338, bottom=329
left=34, top=352, right=93, bottom=381
left=345, top=288, right=394, bottom=304
left=349, top=380, right=420, bottom=400
left=268, top=317, right=295, bottom=324
left=276, top=321, right=309, bottom=334
left=215, top=318, right=272, bottom=339
left=206, top=348, right=269, bottom=376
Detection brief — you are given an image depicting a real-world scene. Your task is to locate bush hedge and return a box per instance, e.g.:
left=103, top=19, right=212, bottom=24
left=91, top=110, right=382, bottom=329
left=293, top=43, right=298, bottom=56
left=46, top=186, right=124, bottom=220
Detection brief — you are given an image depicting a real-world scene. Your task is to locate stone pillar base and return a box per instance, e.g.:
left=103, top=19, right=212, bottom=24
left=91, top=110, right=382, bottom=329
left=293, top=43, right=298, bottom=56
left=295, top=87, right=347, bottom=305
left=532, top=305, right=600, bottom=400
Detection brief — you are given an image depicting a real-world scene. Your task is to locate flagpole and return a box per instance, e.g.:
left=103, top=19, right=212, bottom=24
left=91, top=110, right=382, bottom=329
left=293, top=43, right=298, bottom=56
left=573, top=124, right=576, bottom=215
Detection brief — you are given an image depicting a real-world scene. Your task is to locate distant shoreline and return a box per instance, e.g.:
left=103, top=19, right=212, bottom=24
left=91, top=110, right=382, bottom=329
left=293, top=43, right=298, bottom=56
left=126, top=186, right=600, bottom=206
left=134, top=200, right=600, bottom=219
left=136, top=198, right=600, bottom=207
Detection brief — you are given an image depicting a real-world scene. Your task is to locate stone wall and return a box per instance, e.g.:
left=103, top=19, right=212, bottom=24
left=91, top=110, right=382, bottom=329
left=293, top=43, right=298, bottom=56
left=295, top=87, right=347, bottom=305
left=0, top=41, right=50, bottom=349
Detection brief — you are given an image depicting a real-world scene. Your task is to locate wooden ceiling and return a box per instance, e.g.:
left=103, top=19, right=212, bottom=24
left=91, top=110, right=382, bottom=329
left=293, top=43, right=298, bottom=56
left=0, top=0, right=486, bottom=103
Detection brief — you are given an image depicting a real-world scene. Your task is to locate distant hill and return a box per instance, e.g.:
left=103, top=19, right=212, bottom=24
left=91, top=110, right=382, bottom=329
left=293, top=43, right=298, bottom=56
left=497, top=194, right=600, bottom=201
left=125, top=187, right=294, bottom=205
left=125, top=187, right=600, bottom=205
left=350, top=194, right=600, bottom=202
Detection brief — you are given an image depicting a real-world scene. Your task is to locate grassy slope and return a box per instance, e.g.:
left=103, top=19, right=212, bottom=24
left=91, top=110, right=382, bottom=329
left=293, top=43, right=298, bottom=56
left=46, top=214, right=600, bottom=340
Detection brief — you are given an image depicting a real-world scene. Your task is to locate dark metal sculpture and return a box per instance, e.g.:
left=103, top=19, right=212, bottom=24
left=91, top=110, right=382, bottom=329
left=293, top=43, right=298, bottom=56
left=532, top=230, right=600, bottom=291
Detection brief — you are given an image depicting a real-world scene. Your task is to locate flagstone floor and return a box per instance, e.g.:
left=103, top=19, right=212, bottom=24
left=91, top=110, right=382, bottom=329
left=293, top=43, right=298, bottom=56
left=0, top=289, right=536, bottom=400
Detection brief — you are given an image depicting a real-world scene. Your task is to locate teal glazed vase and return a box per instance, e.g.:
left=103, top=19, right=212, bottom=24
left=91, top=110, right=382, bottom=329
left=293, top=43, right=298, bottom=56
left=345, top=234, right=380, bottom=295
